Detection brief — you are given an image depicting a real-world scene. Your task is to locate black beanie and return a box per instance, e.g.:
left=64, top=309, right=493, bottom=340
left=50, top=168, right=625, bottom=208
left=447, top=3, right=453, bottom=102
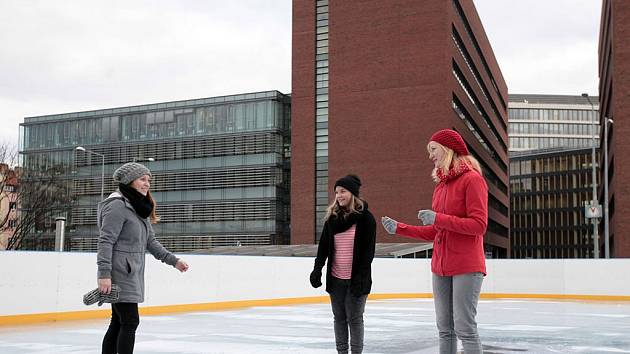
left=334, top=174, right=361, bottom=197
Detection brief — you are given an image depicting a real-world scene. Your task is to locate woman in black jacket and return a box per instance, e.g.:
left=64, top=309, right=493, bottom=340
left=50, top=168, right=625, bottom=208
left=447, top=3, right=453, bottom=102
left=310, top=174, right=376, bottom=354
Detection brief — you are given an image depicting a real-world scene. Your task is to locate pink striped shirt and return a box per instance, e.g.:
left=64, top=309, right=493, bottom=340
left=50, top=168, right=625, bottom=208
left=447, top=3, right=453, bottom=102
left=331, top=225, right=356, bottom=279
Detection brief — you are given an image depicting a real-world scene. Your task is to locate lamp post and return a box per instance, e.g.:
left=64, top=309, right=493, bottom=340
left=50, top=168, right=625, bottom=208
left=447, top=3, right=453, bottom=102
left=604, top=118, right=613, bottom=258
left=75, top=146, right=105, bottom=202
left=581, top=93, right=599, bottom=258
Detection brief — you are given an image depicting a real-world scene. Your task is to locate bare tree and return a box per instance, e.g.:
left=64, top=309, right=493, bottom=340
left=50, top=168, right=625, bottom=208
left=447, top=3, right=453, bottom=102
left=0, top=143, right=19, bottom=249
left=0, top=143, right=73, bottom=250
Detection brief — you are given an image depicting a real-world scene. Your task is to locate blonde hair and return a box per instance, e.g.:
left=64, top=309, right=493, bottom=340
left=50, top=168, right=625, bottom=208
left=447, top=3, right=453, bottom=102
left=427, top=142, right=482, bottom=182
left=146, top=191, right=160, bottom=224
left=324, top=194, right=364, bottom=221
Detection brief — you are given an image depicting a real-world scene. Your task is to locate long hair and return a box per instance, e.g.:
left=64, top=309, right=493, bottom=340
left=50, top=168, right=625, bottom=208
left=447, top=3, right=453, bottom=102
left=324, top=194, right=364, bottom=221
left=146, top=190, right=160, bottom=224
left=428, top=142, right=482, bottom=183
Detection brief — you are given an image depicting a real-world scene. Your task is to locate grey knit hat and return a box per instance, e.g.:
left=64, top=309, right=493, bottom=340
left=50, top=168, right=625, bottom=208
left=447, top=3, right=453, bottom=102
left=112, top=162, right=152, bottom=185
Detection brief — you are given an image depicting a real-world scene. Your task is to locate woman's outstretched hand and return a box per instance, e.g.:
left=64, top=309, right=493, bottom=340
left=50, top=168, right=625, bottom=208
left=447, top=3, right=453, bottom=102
left=417, top=210, right=436, bottom=225
left=381, top=216, right=398, bottom=234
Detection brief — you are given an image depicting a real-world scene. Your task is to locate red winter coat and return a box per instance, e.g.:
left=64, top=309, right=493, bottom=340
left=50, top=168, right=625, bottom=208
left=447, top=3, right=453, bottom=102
left=396, top=169, right=488, bottom=276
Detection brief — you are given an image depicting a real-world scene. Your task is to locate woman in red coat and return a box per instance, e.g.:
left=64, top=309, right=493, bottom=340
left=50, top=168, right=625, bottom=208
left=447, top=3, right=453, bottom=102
left=382, top=129, right=487, bottom=354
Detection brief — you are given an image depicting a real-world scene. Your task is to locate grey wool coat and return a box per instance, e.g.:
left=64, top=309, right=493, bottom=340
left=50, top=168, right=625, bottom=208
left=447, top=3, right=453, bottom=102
left=96, top=191, right=178, bottom=303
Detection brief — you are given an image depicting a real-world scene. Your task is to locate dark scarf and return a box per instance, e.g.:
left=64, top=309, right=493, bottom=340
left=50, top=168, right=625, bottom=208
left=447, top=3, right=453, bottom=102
left=328, top=201, right=368, bottom=235
left=329, top=210, right=359, bottom=235
left=118, top=183, right=153, bottom=219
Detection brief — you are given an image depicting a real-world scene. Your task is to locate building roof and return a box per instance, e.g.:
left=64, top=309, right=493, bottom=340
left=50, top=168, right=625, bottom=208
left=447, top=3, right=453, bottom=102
left=22, top=90, right=290, bottom=124
left=508, top=94, right=599, bottom=106
left=190, top=242, right=433, bottom=258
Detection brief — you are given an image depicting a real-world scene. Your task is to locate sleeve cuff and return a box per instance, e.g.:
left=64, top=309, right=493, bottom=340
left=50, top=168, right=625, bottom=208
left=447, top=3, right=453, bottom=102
left=167, top=254, right=179, bottom=267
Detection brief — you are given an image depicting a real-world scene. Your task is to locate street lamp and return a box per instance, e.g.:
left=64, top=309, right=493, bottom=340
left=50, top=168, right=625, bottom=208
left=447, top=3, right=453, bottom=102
left=75, top=146, right=105, bottom=202
left=581, top=93, right=600, bottom=258
left=604, top=118, right=613, bottom=258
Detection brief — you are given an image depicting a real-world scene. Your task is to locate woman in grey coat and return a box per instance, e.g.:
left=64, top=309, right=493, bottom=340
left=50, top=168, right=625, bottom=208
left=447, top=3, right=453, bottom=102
left=97, top=162, right=189, bottom=354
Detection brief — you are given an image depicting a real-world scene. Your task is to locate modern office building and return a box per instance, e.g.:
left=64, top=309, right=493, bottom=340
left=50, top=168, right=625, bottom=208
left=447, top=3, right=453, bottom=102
left=508, top=94, right=601, bottom=258
left=510, top=148, right=598, bottom=258
left=18, top=91, right=291, bottom=251
left=292, top=0, right=510, bottom=257
left=598, top=0, right=630, bottom=257
left=508, top=94, right=599, bottom=152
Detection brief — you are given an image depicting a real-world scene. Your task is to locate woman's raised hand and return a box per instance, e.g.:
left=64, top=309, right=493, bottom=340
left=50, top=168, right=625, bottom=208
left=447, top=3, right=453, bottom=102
left=381, top=216, right=398, bottom=234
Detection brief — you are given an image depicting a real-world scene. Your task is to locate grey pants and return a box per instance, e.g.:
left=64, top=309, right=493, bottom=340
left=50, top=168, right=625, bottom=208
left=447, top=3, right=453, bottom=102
left=432, top=272, right=484, bottom=354
left=329, top=276, right=368, bottom=354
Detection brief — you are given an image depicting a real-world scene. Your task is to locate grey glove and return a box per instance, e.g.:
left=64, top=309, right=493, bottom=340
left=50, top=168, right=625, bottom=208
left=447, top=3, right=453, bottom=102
left=83, top=284, right=120, bottom=306
left=417, top=209, right=436, bottom=225
left=381, top=216, right=398, bottom=234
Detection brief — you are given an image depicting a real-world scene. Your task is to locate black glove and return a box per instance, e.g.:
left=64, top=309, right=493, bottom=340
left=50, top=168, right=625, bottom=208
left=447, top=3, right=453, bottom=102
left=310, top=269, right=322, bottom=288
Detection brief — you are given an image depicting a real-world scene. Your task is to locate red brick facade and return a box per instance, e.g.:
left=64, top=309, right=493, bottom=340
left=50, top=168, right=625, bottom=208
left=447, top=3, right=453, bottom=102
left=599, top=0, right=630, bottom=257
left=292, top=0, right=509, bottom=255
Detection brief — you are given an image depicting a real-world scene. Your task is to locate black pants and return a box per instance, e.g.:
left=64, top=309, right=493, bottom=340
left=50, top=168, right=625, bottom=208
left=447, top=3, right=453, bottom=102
left=102, top=302, right=140, bottom=354
left=329, top=276, right=368, bottom=354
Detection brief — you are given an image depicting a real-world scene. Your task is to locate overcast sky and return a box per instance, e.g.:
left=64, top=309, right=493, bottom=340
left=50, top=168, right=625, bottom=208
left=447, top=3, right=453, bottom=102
left=0, top=0, right=601, bottom=149
left=474, top=0, right=601, bottom=96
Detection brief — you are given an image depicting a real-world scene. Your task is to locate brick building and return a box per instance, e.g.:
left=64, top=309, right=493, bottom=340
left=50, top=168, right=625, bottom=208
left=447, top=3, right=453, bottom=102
left=598, top=0, right=630, bottom=257
left=292, top=0, right=510, bottom=256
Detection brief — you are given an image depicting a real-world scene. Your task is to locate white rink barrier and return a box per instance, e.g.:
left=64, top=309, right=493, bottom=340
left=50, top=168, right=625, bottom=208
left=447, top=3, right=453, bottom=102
left=0, top=251, right=629, bottom=324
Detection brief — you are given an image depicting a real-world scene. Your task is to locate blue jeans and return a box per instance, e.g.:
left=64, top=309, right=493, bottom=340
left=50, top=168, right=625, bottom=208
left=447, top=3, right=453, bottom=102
left=328, top=276, right=368, bottom=354
left=432, top=272, right=484, bottom=354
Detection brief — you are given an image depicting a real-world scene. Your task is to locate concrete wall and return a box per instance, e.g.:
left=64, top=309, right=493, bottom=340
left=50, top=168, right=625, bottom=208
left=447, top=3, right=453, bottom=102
left=1, top=252, right=629, bottom=318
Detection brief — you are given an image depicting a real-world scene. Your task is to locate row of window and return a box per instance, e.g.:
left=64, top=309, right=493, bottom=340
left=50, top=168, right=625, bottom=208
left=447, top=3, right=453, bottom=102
left=452, top=63, right=507, bottom=152
left=510, top=208, right=594, bottom=259
left=509, top=108, right=597, bottom=122
left=511, top=191, right=592, bottom=210
left=451, top=0, right=506, bottom=111
left=74, top=166, right=283, bottom=196
left=451, top=27, right=504, bottom=132
left=510, top=137, right=599, bottom=150
left=509, top=122, right=600, bottom=136
left=511, top=234, right=592, bottom=258
left=510, top=152, right=597, bottom=175
left=23, top=100, right=286, bottom=149
left=68, top=234, right=277, bottom=252
left=73, top=199, right=281, bottom=226
left=315, top=0, right=330, bottom=239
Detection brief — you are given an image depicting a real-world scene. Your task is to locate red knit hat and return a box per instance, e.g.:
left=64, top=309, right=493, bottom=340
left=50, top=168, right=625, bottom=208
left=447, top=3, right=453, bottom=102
left=430, top=129, right=469, bottom=156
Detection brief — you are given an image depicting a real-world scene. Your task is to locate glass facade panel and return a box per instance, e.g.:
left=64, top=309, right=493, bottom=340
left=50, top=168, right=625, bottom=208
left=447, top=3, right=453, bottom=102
left=19, top=91, right=291, bottom=251
left=314, top=2, right=330, bottom=242
left=510, top=149, right=597, bottom=258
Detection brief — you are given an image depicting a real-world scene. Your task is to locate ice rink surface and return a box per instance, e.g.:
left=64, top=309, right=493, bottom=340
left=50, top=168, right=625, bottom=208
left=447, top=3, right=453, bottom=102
left=1, top=298, right=630, bottom=353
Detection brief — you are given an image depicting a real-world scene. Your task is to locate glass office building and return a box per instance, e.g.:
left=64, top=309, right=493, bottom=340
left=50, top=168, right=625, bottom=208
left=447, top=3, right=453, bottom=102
left=509, top=94, right=599, bottom=152
left=510, top=148, right=598, bottom=258
left=19, top=91, right=291, bottom=251
left=508, top=94, right=601, bottom=258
